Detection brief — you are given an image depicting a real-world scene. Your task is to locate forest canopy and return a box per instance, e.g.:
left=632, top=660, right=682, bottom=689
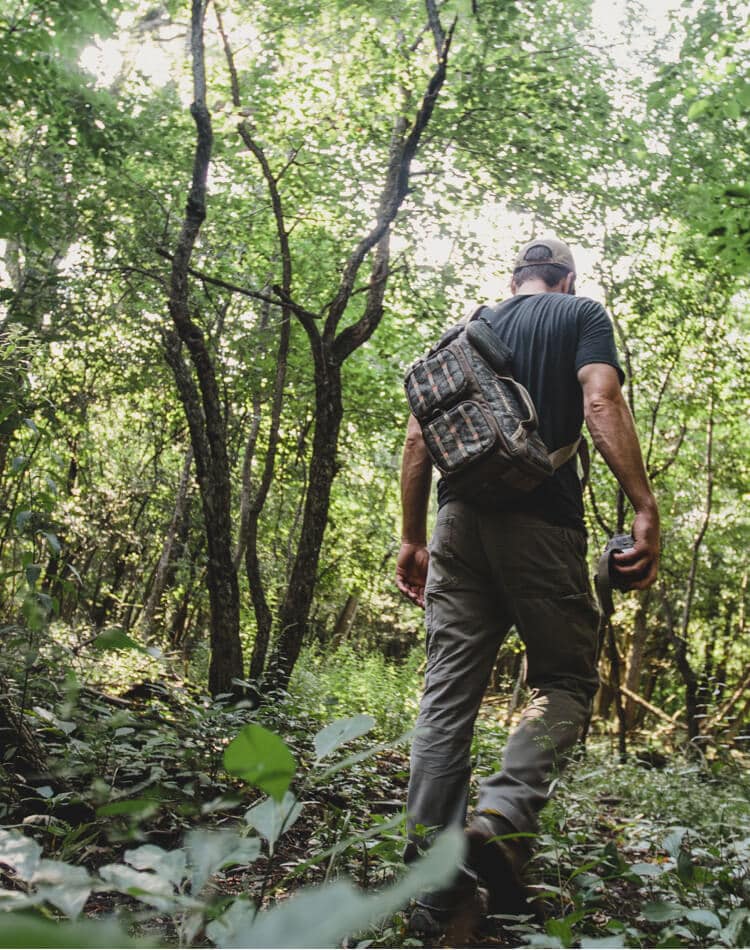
left=1, top=0, right=750, bottom=947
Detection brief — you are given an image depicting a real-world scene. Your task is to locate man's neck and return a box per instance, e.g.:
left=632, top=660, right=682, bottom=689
left=515, top=279, right=561, bottom=295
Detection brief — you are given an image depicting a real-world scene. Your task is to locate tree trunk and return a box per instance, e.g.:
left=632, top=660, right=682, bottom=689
left=139, top=448, right=194, bottom=639
left=163, top=0, right=243, bottom=694
left=268, top=362, right=343, bottom=687
left=623, top=590, right=653, bottom=728
left=332, top=591, right=361, bottom=644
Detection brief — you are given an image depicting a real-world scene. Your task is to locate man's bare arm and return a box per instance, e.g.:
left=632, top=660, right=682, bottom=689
left=578, top=362, right=660, bottom=589
left=396, top=414, right=433, bottom=608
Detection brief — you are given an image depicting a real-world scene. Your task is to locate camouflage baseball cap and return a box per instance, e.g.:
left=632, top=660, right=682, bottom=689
left=513, top=237, right=576, bottom=272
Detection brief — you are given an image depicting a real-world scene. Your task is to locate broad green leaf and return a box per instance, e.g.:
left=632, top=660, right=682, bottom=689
left=643, top=901, right=686, bottom=922
left=207, top=828, right=464, bottom=948
left=0, top=830, right=42, bottom=880
left=98, top=863, right=178, bottom=912
left=185, top=829, right=262, bottom=894
left=0, top=914, right=138, bottom=948
left=662, top=827, right=688, bottom=859
left=628, top=861, right=664, bottom=878
left=684, top=908, right=720, bottom=930
left=313, top=714, right=376, bottom=761
left=686, top=98, right=711, bottom=120
left=725, top=98, right=741, bottom=120
left=92, top=627, right=150, bottom=654
left=124, top=844, right=187, bottom=887
left=245, top=792, right=303, bottom=853
left=315, top=729, right=413, bottom=781
left=224, top=725, right=296, bottom=801
left=721, top=907, right=750, bottom=944
left=31, top=859, right=93, bottom=918
left=42, top=532, right=61, bottom=554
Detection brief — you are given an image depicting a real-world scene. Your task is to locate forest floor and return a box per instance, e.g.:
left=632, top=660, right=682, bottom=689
left=2, top=659, right=750, bottom=948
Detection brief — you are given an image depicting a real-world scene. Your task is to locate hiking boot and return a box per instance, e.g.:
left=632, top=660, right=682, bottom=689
left=465, top=813, right=531, bottom=917
left=407, top=902, right=451, bottom=939
left=407, top=890, right=485, bottom=944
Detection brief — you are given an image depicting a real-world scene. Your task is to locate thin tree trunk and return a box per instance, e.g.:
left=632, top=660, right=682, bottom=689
left=623, top=589, right=653, bottom=729
left=268, top=364, right=343, bottom=684
left=139, top=448, right=194, bottom=639
left=164, top=0, right=243, bottom=694
left=332, top=592, right=361, bottom=644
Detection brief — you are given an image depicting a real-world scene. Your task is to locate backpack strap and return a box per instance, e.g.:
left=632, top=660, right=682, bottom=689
left=548, top=436, right=590, bottom=485
left=548, top=437, right=581, bottom=471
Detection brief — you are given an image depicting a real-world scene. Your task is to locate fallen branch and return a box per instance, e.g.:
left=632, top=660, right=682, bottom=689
left=619, top=684, right=686, bottom=727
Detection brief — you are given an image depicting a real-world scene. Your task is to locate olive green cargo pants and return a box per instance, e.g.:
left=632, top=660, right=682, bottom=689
left=406, top=501, right=600, bottom=892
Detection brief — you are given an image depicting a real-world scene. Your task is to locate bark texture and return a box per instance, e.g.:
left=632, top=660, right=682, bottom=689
left=164, top=0, right=243, bottom=694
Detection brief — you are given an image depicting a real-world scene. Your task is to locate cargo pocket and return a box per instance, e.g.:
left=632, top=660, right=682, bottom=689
left=426, top=510, right=459, bottom=591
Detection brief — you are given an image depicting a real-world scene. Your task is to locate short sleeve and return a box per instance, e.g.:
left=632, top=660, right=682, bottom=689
left=575, top=299, right=625, bottom=383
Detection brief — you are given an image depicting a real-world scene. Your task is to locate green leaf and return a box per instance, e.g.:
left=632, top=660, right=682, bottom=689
left=628, top=861, right=664, bottom=878
left=207, top=828, right=464, bottom=948
left=580, top=939, right=627, bottom=948
left=721, top=907, right=750, bottom=944
left=245, top=792, right=303, bottom=853
left=315, top=729, right=413, bottom=780
left=662, top=827, right=688, bottom=858
left=15, top=509, right=31, bottom=530
left=0, top=915, right=137, bottom=948
left=643, top=901, right=686, bottom=922
left=24, top=563, right=42, bottom=586
left=31, top=859, right=93, bottom=918
left=42, top=532, right=61, bottom=554
left=0, top=830, right=42, bottom=881
left=184, top=829, right=262, bottom=893
left=684, top=908, right=720, bottom=930
left=97, top=863, right=179, bottom=912
left=124, top=844, right=187, bottom=887
left=725, top=98, right=741, bottom=120
left=686, top=98, right=711, bottom=120
left=91, top=627, right=150, bottom=654
left=313, top=714, right=375, bottom=761
left=224, top=725, right=296, bottom=801
left=97, top=798, right=159, bottom=819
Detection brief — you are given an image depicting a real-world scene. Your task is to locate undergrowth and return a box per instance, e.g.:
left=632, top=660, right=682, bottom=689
left=288, top=642, right=423, bottom=739
left=3, top=629, right=750, bottom=948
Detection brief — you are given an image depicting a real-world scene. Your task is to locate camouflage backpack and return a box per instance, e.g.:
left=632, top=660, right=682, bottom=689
left=404, top=309, right=581, bottom=500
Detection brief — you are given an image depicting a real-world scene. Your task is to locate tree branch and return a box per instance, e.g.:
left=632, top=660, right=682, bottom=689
left=329, top=8, right=456, bottom=359
left=157, top=247, right=318, bottom=324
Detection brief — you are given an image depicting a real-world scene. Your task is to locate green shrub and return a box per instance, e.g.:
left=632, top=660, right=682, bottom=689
left=288, top=643, right=423, bottom=739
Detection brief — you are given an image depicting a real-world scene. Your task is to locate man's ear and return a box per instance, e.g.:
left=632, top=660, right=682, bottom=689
left=563, top=272, right=576, bottom=295
left=510, top=276, right=518, bottom=295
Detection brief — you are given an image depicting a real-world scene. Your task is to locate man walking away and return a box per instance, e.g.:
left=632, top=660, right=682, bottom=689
left=396, top=238, right=660, bottom=936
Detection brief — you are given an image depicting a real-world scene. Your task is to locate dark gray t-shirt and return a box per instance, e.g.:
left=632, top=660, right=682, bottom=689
left=437, top=292, right=624, bottom=529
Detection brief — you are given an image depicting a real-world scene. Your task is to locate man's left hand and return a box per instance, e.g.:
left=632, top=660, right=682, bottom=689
left=396, top=542, right=429, bottom=609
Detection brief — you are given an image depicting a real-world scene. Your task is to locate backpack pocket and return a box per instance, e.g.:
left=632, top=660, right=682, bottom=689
left=405, top=349, right=470, bottom=422
left=421, top=401, right=496, bottom=475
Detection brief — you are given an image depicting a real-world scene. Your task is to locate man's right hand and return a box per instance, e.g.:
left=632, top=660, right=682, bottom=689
left=396, top=542, right=429, bottom=609
left=613, top=506, right=660, bottom=590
